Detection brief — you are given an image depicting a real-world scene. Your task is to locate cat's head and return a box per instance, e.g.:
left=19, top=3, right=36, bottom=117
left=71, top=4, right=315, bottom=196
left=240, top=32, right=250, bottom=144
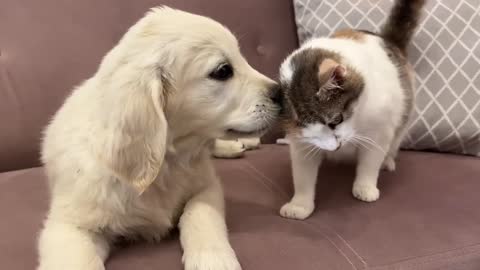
left=279, top=48, right=364, bottom=151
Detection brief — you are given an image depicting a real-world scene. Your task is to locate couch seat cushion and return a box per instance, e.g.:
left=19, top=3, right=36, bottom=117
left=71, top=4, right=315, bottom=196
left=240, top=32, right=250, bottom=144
left=0, top=145, right=479, bottom=269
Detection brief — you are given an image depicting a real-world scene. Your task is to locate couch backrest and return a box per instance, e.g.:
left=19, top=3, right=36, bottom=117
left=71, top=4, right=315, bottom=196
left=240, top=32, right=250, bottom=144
left=0, top=0, right=298, bottom=172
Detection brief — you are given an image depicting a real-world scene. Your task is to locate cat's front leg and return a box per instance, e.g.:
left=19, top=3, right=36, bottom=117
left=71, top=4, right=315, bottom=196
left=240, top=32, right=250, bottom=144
left=353, top=143, right=389, bottom=202
left=280, top=140, right=323, bottom=220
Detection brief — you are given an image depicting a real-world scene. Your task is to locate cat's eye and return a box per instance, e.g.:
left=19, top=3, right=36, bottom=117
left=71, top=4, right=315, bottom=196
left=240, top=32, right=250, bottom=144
left=328, top=115, right=343, bottom=129
left=209, top=63, right=234, bottom=81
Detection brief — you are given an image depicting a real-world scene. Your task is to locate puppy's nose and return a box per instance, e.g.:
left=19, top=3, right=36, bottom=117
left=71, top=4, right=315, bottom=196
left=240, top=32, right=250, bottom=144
left=268, top=84, right=282, bottom=105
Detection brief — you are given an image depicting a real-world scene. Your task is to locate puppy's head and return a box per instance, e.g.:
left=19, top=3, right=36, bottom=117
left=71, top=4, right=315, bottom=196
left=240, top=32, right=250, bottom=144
left=141, top=8, right=281, bottom=139
left=95, top=7, right=280, bottom=193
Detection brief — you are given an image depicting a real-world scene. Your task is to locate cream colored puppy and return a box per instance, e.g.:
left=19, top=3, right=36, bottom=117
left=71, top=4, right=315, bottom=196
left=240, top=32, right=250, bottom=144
left=38, top=7, right=280, bottom=270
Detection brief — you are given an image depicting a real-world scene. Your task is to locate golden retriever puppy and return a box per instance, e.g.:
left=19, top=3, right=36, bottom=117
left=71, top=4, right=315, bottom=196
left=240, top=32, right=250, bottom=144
left=38, top=7, right=280, bottom=270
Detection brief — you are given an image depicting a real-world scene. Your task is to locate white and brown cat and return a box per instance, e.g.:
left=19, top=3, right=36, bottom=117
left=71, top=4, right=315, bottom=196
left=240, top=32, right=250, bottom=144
left=279, top=0, right=425, bottom=220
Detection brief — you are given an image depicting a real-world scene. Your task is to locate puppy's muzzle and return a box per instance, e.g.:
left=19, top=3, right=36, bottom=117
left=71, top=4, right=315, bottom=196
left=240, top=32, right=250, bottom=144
left=267, top=83, right=285, bottom=116
left=268, top=83, right=282, bottom=105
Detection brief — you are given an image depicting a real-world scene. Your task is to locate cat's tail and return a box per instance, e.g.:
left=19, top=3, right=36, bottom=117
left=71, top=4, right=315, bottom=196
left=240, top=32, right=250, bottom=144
left=381, top=0, right=426, bottom=52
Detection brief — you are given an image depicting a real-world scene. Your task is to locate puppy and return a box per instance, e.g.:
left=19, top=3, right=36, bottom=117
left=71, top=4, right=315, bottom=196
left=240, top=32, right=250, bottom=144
left=38, top=7, right=280, bottom=270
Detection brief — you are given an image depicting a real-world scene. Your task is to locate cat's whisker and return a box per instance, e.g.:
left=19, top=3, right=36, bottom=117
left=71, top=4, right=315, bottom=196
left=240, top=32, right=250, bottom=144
left=296, top=141, right=314, bottom=155
left=350, top=140, right=363, bottom=151
left=300, top=144, right=315, bottom=154
left=350, top=137, right=374, bottom=152
left=355, top=134, right=379, bottom=144
left=360, top=139, right=386, bottom=154
left=312, top=147, right=323, bottom=160
left=352, top=137, right=378, bottom=153
left=352, top=135, right=386, bottom=154
left=304, top=145, right=318, bottom=160
left=353, top=137, right=380, bottom=153
left=261, top=115, right=273, bottom=126
left=355, top=135, right=379, bottom=145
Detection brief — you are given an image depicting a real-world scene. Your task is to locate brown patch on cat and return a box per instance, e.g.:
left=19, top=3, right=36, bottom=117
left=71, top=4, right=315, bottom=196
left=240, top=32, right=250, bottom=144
left=318, top=58, right=339, bottom=75
left=347, top=30, right=416, bottom=129
left=281, top=117, right=302, bottom=136
left=280, top=93, right=302, bottom=135
left=317, top=59, right=348, bottom=97
left=332, top=29, right=366, bottom=42
left=280, top=48, right=364, bottom=131
left=381, top=0, right=426, bottom=52
left=382, top=40, right=415, bottom=139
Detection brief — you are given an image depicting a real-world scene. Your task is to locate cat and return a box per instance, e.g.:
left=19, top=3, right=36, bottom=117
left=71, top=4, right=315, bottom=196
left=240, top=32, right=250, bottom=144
left=278, top=0, right=426, bottom=220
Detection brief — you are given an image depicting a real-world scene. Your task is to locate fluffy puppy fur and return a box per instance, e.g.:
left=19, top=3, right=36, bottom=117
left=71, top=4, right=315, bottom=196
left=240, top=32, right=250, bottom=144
left=38, top=7, right=279, bottom=270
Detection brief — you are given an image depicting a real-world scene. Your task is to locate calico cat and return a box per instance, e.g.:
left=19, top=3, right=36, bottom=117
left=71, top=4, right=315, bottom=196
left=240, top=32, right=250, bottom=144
left=279, top=0, right=425, bottom=220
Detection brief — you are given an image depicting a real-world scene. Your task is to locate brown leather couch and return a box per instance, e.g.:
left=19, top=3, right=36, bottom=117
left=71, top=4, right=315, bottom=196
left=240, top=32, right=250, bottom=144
left=1, top=0, right=479, bottom=269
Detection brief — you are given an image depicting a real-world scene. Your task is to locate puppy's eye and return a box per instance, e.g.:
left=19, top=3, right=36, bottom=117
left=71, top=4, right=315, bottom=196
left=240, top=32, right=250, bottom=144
left=209, top=63, right=233, bottom=81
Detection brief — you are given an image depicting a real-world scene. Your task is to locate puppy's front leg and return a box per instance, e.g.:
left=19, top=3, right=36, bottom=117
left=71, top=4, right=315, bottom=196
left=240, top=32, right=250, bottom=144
left=179, top=178, right=241, bottom=270
left=212, top=139, right=245, bottom=159
left=37, top=220, right=109, bottom=270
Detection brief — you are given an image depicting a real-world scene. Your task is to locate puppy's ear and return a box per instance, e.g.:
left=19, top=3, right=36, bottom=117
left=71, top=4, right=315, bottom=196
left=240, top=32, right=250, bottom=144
left=97, top=71, right=170, bottom=195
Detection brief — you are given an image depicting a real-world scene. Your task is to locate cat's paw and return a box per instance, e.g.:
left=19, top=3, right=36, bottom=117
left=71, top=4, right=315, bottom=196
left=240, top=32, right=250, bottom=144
left=237, top=138, right=260, bottom=150
left=183, top=248, right=241, bottom=270
left=382, top=156, right=396, bottom=171
left=279, top=201, right=314, bottom=220
left=352, top=183, right=380, bottom=202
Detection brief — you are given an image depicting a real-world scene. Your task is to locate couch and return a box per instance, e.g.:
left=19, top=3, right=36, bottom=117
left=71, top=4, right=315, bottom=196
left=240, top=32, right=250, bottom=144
left=1, top=0, right=479, bottom=269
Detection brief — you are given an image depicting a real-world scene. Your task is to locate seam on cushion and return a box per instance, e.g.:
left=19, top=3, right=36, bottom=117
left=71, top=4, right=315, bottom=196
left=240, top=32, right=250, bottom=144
left=284, top=216, right=362, bottom=270
left=242, top=148, right=480, bottom=269
left=307, top=222, right=360, bottom=270
left=368, top=242, right=480, bottom=270
left=247, top=148, right=476, bottom=269
left=243, top=160, right=363, bottom=269
left=0, top=166, right=43, bottom=183
left=327, top=226, right=368, bottom=267
left=315, top=226, right=359, bottom=270
left=282, top=211, right=369, bottom=268
left=0, top=50, right=20, bottom=113
left=0, top=49, right=25, bottom=173
left=243, top=161, right=290, bottom=200
left=237, top=163, right=282, bottom=202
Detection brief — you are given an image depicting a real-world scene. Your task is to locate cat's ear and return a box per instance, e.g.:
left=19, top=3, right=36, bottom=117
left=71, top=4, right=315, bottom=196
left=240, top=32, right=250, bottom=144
left=317, top=59, right=347, bottom=95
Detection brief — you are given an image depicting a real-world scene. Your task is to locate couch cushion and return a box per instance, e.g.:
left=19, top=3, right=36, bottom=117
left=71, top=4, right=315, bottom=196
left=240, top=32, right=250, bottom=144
left=1, top=145, right=480, bottom=269
left=242, top=145, right=480, bottom=269
left=0, top=0, right=297, bottom=172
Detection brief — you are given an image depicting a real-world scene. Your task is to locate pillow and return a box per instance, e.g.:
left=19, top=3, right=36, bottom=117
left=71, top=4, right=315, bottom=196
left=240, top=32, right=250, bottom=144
left=293, top=0, right=480, bottom=156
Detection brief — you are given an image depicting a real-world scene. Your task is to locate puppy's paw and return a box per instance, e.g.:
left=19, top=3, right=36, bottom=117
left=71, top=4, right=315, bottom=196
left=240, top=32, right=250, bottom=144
left=352, top=183, right=380, bottom=202
left=238, top=137, right=260, bottom=150
left=279, top=201, right=314, bottom=220
left=381, top=156, right=396, bottom=171
left=276, top=138, right=290, bottom=145
left=213, top=140, right=245, bottom=159
left=183, top=248, right=241, bottom=270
